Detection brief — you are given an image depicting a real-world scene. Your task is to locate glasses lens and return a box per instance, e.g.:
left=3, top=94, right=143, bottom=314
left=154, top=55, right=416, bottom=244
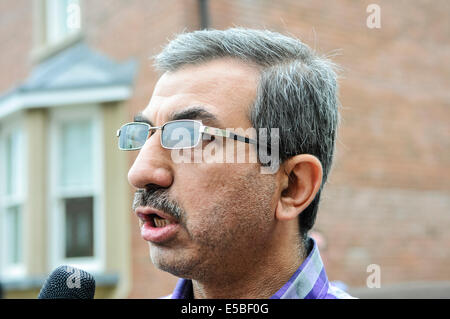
left=162, top=121, right=201, bottom=149
left=118, top=123, right=149, bottom=150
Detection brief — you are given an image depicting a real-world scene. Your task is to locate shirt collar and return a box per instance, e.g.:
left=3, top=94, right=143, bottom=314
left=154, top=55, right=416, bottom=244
left=271, top=237, right=330, bottom=299
left=170, top=237, right=329, bottom=299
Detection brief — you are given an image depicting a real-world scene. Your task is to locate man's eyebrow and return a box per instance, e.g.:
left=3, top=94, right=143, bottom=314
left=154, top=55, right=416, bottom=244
left=133, top=107, right=221, bottom=127
left=169, top=106, right=221, bottom=127
left=133, top=113, right=154, bottom=126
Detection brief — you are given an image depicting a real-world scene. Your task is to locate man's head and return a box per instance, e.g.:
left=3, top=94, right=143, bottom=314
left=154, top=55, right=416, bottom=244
left=127, top=28, right=339, bottom=282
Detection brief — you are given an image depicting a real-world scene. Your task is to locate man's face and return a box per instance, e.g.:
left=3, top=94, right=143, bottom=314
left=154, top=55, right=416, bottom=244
left=128, top=58, right=280, bottom=281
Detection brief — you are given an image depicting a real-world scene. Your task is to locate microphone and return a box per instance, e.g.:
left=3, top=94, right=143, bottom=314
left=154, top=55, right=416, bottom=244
left=38, top=265, right=96, bottom=299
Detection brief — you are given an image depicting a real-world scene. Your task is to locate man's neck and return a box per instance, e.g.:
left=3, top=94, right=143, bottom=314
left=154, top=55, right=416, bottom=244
left=191, top=233, right=307, bottom=299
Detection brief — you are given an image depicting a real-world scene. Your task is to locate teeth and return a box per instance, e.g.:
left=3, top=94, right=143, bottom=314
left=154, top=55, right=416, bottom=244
left=153, top=217, right=171, bottom=228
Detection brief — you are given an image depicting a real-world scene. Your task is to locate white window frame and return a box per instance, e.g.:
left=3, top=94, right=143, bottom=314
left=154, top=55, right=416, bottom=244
left=0, top=113, right=27, bottom=279
left=48, top=104, right=104, bottom=273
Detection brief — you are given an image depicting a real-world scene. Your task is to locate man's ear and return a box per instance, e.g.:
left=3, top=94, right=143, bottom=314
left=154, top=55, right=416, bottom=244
left=275, top=154, right=323, bottom=221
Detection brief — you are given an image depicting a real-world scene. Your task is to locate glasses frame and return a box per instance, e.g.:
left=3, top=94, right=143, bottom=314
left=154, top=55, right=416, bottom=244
left=116, top=119, right=258, bottom=151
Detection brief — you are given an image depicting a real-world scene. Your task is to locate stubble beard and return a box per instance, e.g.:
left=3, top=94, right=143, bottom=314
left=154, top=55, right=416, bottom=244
left=147, top=169, right=277, bottom=283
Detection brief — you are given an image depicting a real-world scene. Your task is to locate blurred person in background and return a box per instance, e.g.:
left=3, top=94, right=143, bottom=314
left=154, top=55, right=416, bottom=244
left=119, top=28, right=354, bottom=299
left=309, top=229, right=349, bottom=292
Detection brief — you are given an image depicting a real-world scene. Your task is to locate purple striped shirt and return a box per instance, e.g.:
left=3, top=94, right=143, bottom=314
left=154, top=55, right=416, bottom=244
left=168, top=238, right=354, bottom=299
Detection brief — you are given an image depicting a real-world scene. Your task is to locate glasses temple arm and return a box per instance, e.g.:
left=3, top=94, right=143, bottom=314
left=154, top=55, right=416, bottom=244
left=201, top=125, right=270, bottom=149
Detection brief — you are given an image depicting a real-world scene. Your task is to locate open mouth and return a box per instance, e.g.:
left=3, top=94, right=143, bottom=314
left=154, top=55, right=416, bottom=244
left=138, top=212, right=176, bottom=228
left=135, top=207, right=180, bottom=243
left=151, top=214, right=173, bottom=227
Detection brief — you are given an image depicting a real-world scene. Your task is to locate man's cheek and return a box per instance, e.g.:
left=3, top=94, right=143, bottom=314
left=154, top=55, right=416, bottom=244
left=175, top=179, right=226, bottom=211
left=186, top=208, right=234, bottom=241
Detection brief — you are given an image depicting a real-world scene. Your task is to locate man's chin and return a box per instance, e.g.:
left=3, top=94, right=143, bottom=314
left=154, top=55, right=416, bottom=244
left=149, top=244, right=200, bottom=279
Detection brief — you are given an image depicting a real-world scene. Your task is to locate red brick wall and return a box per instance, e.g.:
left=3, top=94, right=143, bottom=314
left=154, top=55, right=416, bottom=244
left=1, top=0, right=448, bottom=297
left=0, top=0, right=32, bottom=93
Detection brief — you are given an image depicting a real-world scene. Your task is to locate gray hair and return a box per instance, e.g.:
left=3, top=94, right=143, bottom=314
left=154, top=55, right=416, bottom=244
left=154, top=28, right=340, bottom=241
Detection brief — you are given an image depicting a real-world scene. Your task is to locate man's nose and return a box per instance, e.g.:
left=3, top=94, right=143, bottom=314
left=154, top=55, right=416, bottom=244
left=127, top=138, right=173, bottom=189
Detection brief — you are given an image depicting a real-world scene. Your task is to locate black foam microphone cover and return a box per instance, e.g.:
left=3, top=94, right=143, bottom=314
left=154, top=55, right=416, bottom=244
left=38, top=265, right=96, bottom=299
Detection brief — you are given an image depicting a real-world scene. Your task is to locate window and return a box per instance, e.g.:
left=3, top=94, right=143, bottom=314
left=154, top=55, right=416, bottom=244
left=45, top=0, right=81, bottom=46
left=60, top=120, right=93, bottom=188
left=5, top=206, right=22, bottom=264
left=49, top=106, right=103, bottom=272
left=65, top=197, right=94, bottom=258
left=0, top=123, right=26, bottom=278
left=59, top=120, right=94, bottom=260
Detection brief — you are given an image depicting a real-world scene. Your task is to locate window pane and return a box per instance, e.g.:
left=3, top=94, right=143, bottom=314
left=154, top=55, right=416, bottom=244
left=60, top=120, right=93, bottom=188
left=5, top=132, right=20, bottom=196
left=6, top=206, right=22, bottom=265
left=65, top=197, right=94, bottom=258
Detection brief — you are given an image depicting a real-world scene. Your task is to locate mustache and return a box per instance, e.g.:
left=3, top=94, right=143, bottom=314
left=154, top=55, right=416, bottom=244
left=132, top=185, right=184, bottom=221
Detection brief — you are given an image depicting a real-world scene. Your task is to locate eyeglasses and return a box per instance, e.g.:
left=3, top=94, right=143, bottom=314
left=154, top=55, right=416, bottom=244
left=116, top=120, right=258, bottom=151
